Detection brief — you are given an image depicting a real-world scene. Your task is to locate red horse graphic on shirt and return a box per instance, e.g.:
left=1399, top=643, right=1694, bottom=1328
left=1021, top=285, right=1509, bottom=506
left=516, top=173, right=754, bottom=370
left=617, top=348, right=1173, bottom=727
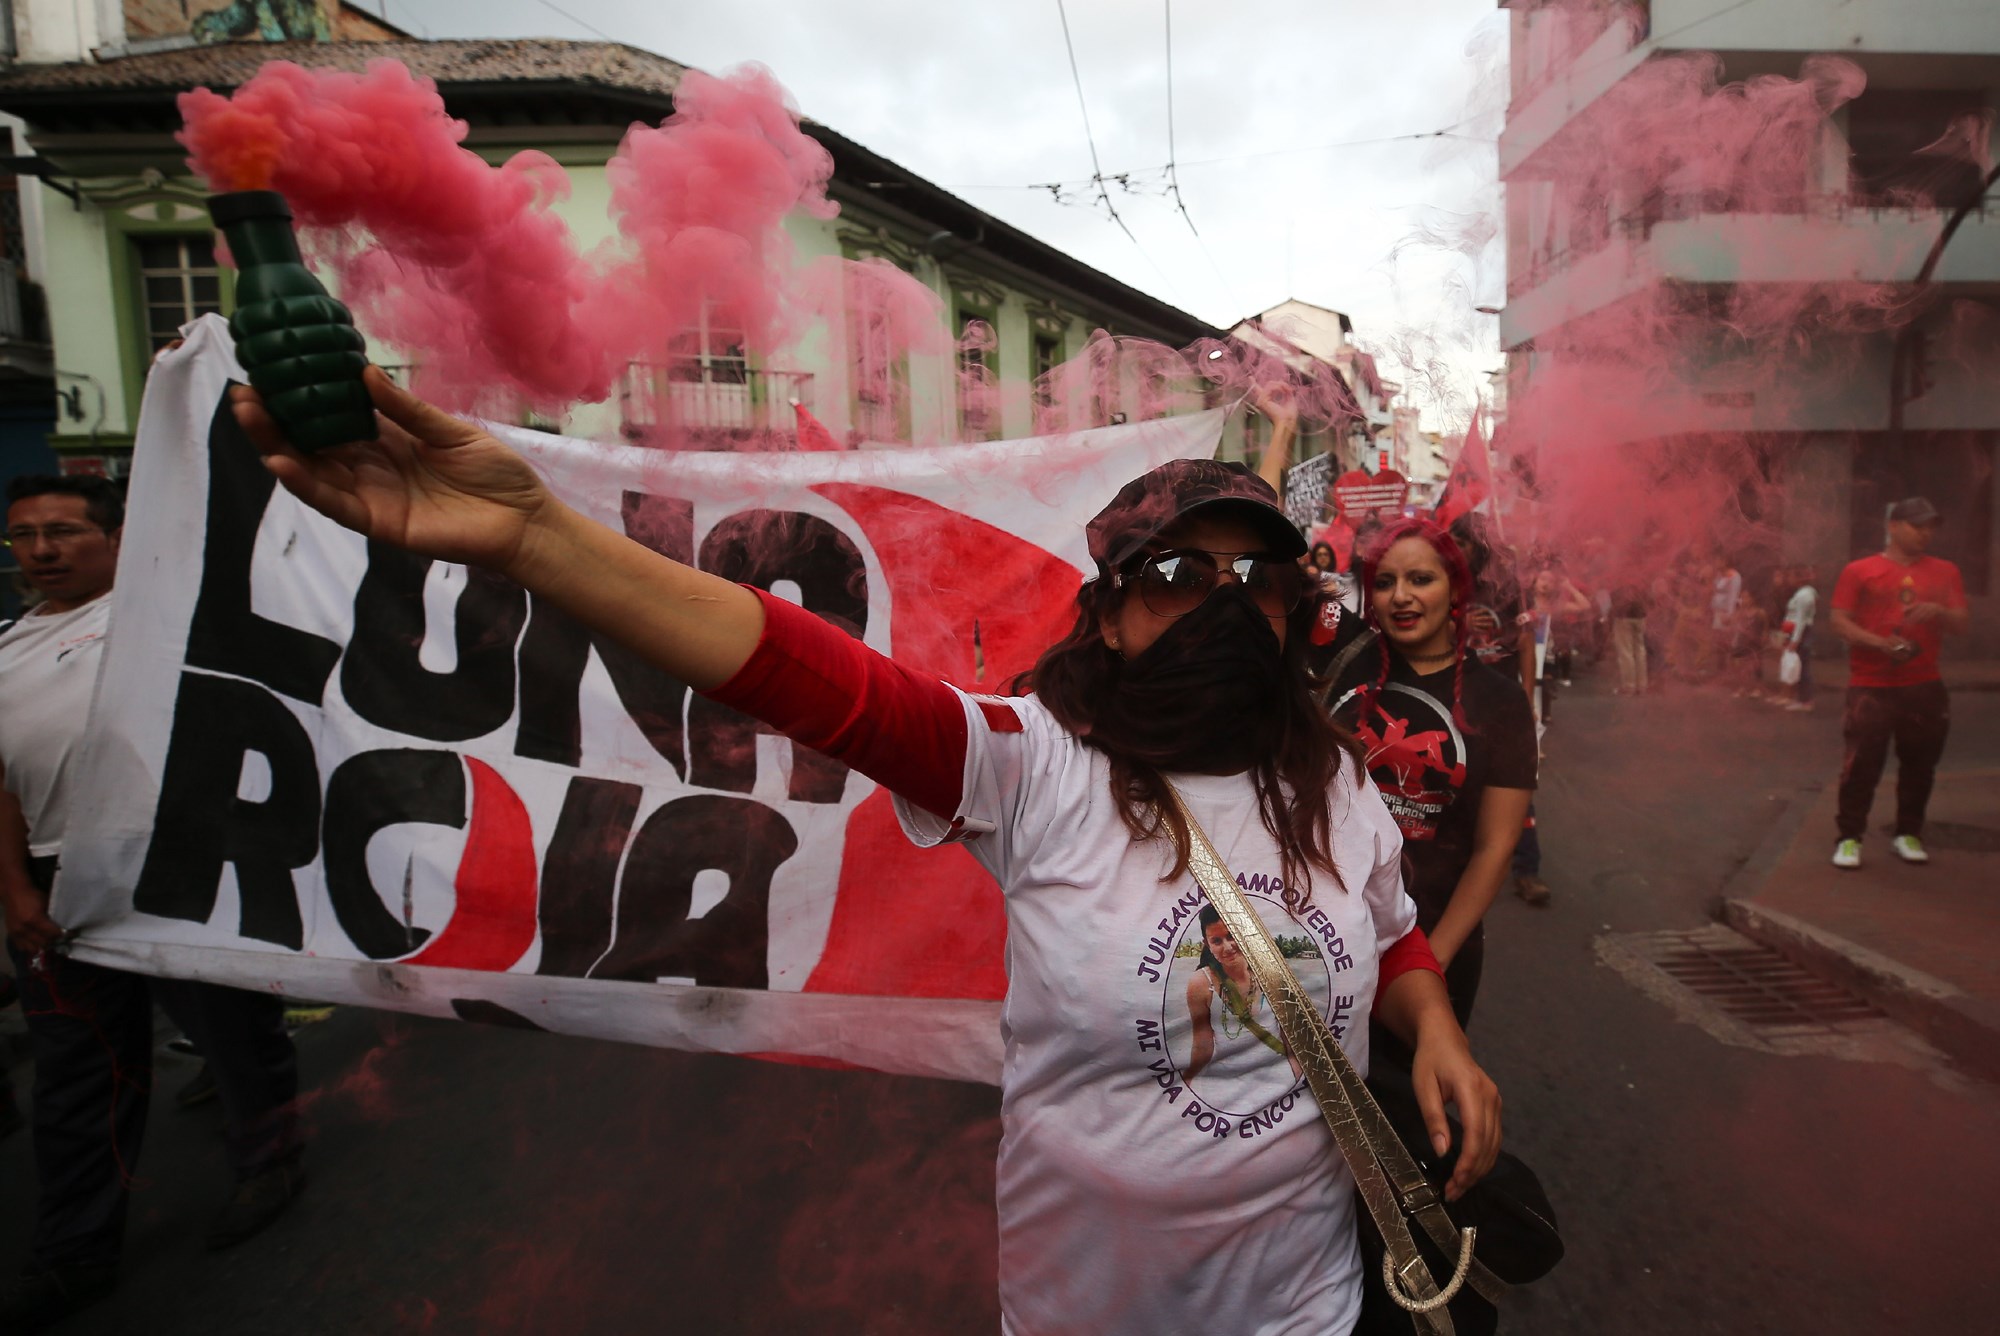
left=1354, top=702, right=1467, bottom=795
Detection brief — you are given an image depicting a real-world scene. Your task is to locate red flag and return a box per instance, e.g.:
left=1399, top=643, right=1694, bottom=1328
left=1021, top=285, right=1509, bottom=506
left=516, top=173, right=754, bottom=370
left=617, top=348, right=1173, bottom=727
left=1433, top=408, right=1493, bottom=529
left=792, top=401, right=844, bottom=452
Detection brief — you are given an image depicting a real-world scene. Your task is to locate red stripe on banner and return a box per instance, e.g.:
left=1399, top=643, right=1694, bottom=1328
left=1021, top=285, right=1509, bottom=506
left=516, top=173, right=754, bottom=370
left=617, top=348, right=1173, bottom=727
left=407, top=759, right=540, bottom=972
left=810, top=482, right=1079, bottom=690
left=804, top=788, right=1008, bottom=1000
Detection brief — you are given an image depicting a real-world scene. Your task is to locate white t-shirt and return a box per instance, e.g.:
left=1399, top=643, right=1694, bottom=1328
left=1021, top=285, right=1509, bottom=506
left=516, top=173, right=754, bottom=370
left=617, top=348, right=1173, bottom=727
left=1783, top=585, right=1817, bottom=644
left=1711, top=569, right=1743, bottom=628
left=897, top=691, right=1416, bottom=1336
left=0, top=596, right=111, bottom=856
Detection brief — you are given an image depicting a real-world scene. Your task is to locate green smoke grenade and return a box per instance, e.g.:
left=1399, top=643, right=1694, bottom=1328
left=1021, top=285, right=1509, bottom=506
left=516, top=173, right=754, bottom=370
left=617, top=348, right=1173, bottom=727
left=207, top=190, right=376, bottom=452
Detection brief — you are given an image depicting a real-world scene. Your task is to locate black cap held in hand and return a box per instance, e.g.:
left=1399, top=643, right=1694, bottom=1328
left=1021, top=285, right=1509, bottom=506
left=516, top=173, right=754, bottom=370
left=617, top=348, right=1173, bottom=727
left=1087, top=458, right=1306, bottom=571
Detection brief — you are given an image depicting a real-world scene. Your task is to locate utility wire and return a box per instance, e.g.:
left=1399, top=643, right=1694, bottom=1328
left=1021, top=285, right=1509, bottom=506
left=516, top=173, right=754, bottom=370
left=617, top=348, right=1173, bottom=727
left=940, top=122, right=1488, bottom=193
left=526, top=0, right=620, bottom=44
left=1052, top=0, right=1187, bottom=306
left=1163, top=1, right=1239, bottom=310
left=1165, top=0, right=1192, bottom=234
left=1054, top=0, right=1138, bottom=245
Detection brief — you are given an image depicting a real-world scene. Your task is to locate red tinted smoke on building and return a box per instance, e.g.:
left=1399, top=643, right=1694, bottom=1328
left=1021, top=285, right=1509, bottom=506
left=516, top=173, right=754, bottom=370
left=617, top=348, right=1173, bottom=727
left=178, top=60, right=947, bottom=424
left=1484, top=5, right=1992, bottom=581
left=175, top=58, right=1379, bottom=449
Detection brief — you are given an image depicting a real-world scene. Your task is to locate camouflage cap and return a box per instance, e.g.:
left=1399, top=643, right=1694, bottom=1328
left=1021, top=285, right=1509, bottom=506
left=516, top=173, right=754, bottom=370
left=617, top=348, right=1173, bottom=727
left=1086, top=458, right=1307, bottom=571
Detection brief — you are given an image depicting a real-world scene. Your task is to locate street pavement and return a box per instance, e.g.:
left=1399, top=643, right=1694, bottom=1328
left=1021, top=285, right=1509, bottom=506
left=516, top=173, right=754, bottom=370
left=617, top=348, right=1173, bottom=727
left=4, top=660, right=1998, bottom=1334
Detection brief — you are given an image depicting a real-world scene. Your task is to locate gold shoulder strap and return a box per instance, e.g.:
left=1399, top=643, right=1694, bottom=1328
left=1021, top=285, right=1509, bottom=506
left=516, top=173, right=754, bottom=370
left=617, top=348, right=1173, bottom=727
left=1161, top=780, right=1507, bottom=1331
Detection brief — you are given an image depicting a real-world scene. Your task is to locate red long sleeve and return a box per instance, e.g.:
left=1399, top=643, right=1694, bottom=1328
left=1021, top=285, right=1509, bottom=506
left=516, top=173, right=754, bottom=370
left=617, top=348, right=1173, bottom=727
left=703, top=588, right=970, bottom=820
left=1376, top=926, right=1444, bottom=1002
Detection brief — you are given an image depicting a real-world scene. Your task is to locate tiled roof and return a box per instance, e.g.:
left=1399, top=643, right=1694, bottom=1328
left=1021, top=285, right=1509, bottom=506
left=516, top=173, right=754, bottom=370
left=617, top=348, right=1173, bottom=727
left=0, top=39, right=687, bottom=100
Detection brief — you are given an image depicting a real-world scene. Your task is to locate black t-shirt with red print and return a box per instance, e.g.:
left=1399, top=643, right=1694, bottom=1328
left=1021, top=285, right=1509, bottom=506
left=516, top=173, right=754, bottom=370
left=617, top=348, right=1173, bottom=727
left=1327, top=632, right=1538, bottom=926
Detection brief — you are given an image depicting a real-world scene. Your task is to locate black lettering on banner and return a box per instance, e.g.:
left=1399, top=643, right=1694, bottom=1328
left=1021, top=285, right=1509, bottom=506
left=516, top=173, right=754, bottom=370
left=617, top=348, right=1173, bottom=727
left=508, top=481, right=700, bottom=775
left=342, top=544, right=528, bottom=741
left=620, top=491, right=695, bottom=563
left=591, top=794, right=798, bottom=989
left=686, top=509, right=866, bottom=798
left=321, top=748, right=466, bottom=959
left=183, top=393, right=343, bottom=705
left=513, top=597, right=690, bottom=774
left=534, top=776, right=643, bottom=977
left=133, top=671, right=319, bottom=949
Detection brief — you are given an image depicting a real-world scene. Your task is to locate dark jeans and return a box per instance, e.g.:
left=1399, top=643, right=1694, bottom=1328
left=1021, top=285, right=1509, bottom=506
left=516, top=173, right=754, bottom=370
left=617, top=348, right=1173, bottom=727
left=1837, top=681, right=1951, bottom=840
left=7, top=932, right=152, bottom=1271
left=10, top=857, right=301, bottom=1270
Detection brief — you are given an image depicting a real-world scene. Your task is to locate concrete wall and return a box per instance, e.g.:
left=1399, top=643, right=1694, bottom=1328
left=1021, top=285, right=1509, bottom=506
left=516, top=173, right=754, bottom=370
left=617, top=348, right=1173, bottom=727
left=15, top=0, right=111, bottom=63
left=1651, top=0, right=2000, bottom=58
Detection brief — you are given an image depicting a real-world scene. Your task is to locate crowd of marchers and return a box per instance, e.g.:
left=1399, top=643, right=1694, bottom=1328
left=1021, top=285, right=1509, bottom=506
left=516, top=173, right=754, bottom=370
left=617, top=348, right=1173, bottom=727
left=0, top=377, right=1973, bottom=1333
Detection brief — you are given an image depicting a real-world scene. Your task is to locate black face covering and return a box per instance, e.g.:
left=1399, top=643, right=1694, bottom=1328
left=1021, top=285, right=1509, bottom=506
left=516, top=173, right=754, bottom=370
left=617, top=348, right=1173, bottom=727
left=1088, top=583, right=1286, bottom=774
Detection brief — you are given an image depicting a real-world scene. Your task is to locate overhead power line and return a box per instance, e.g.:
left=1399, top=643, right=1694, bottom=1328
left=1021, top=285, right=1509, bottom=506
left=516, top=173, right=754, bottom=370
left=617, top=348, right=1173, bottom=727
left=527, top=0, right=620, bottom=44
left=938, top=123, right=1489, bottom=194
left=1054, top=0, right=1137, bottom=245
left=1162, top=1, right=1239, bottom=308
left=1052, top=0, right=1187, bottom=305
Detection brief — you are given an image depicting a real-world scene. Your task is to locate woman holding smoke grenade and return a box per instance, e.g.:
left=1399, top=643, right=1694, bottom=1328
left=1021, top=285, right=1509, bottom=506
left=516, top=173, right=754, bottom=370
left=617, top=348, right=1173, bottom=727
left=233, top=369, right=1499, bottom=1336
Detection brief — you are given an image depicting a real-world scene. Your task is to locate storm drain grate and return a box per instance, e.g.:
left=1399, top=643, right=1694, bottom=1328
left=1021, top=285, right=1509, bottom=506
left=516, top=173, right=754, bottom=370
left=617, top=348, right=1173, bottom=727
left=1648, top=934, right=1883, bottom=1034
left=1595, top=924, right=1942, bottom=1068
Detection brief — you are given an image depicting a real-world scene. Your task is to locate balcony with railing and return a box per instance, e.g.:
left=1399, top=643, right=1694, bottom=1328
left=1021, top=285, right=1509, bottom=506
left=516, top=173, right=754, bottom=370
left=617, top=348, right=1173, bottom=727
left=1502, top=190, right=2000, bottom=347
left=619, top=360, right=815, bottom=449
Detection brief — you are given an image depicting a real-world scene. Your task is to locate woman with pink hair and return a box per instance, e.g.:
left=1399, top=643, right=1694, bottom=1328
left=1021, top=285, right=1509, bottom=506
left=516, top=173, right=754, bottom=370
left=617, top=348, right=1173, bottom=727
left=1322, top=517, right=1537, bottom=1033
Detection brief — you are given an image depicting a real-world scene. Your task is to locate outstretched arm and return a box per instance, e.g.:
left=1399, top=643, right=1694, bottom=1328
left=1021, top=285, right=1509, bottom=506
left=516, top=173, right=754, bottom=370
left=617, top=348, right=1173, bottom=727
left=235, top=371, right=767, bottom=691
left=236, top=372, right=975, bottom=817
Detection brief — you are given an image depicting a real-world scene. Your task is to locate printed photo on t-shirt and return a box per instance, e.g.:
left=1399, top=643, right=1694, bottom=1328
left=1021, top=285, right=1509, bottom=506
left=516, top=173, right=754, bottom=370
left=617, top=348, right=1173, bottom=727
left=1152, top=883, right=1355, bottom=1121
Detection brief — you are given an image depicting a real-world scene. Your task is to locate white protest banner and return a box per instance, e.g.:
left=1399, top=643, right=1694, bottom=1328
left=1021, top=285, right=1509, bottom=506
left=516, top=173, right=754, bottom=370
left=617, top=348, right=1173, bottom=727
left=55, top=316, right=1224, bottom=1085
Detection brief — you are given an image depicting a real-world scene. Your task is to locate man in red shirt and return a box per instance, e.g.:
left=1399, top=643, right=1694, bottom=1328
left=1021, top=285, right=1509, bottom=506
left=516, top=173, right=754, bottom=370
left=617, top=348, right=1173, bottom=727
left=1826, top=497, right=1969, bottom=868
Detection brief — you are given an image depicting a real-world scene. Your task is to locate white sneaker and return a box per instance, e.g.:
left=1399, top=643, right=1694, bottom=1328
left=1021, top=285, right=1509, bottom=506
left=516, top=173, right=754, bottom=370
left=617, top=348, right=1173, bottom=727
left=1892, top=835, right=1929, bottom=864
left=1831, top=839, right=1861, bottom=869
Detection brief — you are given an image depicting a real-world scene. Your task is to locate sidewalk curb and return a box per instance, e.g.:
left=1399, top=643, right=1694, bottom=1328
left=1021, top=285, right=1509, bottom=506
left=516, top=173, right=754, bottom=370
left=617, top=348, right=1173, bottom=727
left=1720, top=898, right=2000, bottom=1083
left=1716, top=783, right=1823, bottom=905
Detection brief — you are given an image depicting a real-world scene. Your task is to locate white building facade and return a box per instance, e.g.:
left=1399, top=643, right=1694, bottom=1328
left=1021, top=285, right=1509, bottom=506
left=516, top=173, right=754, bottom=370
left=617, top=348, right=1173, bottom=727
left=1498, top=0, right=2000, bottom=652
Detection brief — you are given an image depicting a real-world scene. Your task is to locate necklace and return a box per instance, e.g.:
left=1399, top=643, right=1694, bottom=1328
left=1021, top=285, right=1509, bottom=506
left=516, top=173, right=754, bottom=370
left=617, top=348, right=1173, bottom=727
left=1216, top=972, right=1261, bottom=1038
left=1403, top=648, right=1457, bottom=665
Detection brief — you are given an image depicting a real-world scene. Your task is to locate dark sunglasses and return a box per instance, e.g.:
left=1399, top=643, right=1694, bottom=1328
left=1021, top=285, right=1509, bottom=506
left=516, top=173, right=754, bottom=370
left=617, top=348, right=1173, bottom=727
left=1113, top=548, right=1308, bottom=619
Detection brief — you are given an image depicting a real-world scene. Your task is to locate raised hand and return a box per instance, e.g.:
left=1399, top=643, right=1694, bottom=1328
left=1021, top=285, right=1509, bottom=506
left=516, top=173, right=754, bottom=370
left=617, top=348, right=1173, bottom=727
left=230, top=366, right=560, bottom=579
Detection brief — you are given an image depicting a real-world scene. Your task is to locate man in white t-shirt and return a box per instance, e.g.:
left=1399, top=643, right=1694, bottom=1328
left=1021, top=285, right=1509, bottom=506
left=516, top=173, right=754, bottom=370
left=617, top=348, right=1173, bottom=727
left=1711, top=559, right=1743, bottom=631
left=1778, top=564, right=1817, bottom=712
left=0, top=477, right=304, bottom=1333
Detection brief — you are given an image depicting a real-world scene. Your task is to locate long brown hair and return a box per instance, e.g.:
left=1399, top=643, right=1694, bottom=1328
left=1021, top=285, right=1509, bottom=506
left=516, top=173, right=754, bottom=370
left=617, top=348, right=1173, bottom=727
left=1021, top=576, right=1365, bottom=894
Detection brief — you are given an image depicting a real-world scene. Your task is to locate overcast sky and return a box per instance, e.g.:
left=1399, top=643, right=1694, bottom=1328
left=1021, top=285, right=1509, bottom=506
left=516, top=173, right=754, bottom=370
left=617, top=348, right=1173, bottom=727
left=378, top=0, right=1508, bottom=427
